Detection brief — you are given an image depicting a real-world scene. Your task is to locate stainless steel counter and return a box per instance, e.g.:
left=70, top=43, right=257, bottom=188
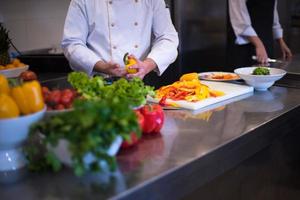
left=273, top=54, right=300, bottom=88
left=1, top=85, right=300, bottom=200
left=278, top=54, right=300, bottom=75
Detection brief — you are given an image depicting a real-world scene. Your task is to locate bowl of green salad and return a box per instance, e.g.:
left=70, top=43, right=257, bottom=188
left=234, top=67, right=286, bottom=91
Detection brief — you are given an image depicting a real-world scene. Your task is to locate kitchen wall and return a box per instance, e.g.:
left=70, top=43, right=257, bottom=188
left=0, top=0, right=70, bottom=52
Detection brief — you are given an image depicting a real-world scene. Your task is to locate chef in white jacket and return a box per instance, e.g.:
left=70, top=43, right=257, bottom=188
left=226, top=0, right=292, bottom=69
left=61, top=0, right=179, bottom=79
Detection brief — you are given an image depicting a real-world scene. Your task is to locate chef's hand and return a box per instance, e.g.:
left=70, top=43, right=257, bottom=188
left=248, top=36, right=269, bottom=64
left=126, top=55, right=157, bottom=79
left=278, top=38, right=292, bottom=60
left=94, top=61, right=126, bottom=77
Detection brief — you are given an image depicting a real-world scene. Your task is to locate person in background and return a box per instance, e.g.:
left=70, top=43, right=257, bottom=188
left=61, top=0, right=179, bottom=79
left=226, top=0, right=292, bottom=70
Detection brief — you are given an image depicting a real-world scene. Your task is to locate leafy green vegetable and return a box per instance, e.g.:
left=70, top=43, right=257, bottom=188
left=67, top=72, right=105, bottom=99
left=68, top=72, right=154, bottom=107
left=252, top=67, right=270, bottom=75
left=100, top=78, right=154, bottom=107
left=25, top=97, right=140, bottom=176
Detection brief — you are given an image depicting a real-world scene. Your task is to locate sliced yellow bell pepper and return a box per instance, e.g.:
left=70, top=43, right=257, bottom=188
left=179, top=73, right=199, bottom=81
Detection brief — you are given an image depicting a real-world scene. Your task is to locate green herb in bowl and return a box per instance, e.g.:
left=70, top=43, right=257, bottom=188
left=252, top=67, right=270, bottom=75
left=25, top=97, right=140, bottom=176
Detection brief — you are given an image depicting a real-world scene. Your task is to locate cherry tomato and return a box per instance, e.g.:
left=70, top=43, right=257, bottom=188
left=62, top=89, right=74, bottom=99
left=42, top=86, right=50, bottom=100
left=20, top=70, right=37, bottom=81
left=55, top=104, right=65, bottom=110
left=60, top=94, right=72, bottom=106
left=47, top=90, right=61, bottom=105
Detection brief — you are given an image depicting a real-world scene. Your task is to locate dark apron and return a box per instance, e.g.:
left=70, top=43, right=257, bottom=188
left=226, top=0, right=275, bottom=71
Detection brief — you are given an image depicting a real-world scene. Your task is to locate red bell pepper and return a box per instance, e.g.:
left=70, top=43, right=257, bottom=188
left=140, top=104, right=164, bottom=134
left=121, top=132, right=139, bottom=149
left=121, top=110, right=145, bottom=149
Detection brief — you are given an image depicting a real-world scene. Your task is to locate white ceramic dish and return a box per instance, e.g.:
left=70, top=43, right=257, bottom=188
left=49, top=136, right=122, bottom=168
left=0, top=107, right=46, bottom=171
left=234, top=67, right=286, bottom=91
left=0, top=65, right=29, bottom=78
left=199, top=72, right=240, bottom=81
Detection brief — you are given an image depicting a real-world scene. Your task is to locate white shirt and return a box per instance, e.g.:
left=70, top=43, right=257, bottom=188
left=229, top=0, right=283, bottom=45
left=61, top=0, right=179, bottom=76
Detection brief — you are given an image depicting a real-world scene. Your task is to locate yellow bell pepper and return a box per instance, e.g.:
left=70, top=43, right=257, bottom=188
left=123, top=53, right=137, bottom=74
left=0, top=93, right=20, bottom=119
left=0, top=74, right=10, bottom=95
left=179, top=73, right=199, bottom=82
left=11, top=80, right=45, bottom=115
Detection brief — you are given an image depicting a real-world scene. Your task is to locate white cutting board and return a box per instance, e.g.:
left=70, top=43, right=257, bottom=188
left=147, top=81, right=254, bottom=110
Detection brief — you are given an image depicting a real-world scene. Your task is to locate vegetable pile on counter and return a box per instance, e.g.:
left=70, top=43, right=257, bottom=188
left=25, top=72, right=164, bottom=176
left=26, top=97, right=141, bottom=176
left=155, top=73, right=225, bottom=102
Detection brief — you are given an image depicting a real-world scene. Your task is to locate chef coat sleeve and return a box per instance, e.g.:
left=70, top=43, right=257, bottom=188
left=61, top=0, right=101, bottom=76
left=273, top=0, right=283, bottom=39
left=147, top=0, right=179, bottom=76
left=229, top=0, right=258, bottom=45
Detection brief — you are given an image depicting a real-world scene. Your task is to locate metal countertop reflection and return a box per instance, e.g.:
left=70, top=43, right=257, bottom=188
left=1, top=84, right=300, bottom=200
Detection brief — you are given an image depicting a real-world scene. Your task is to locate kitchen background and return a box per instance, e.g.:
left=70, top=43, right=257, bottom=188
left=0, top=0, right=300, bottom=86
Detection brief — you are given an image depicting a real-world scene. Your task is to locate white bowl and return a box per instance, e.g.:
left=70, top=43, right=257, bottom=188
left=0, top=65, right=29, bottom=78
left=234, top=67, right=286, bottom=91
left=49, top=136, right=122, bottom=169
left=0, top=107, right=46, bottom=171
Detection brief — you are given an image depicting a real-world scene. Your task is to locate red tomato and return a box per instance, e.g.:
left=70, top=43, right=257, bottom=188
left=46, top=106, right=53, bottom=111
left=121, top=132, right=139, bottom=149
left=47, top=90, right=61, bottom=105
left=140, top=104, right=164, bottom=134
left=20, top=70, right=37, bottom=81
left=60, top=94, right=73, bottom=106
left=42, top=86, right=50, bottom=95
left=71, top=89, right=78, bottom=97
left=55, top=104, right=65, bottom=110
left=62, top=89, right=74, bottom=99
left=65, top=102, right=73, bottom=109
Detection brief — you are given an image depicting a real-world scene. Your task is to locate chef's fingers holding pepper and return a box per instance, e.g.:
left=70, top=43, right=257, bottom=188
left=94, top=61, right=126, bottom=77
left=126, top=55, right=157, bottom=80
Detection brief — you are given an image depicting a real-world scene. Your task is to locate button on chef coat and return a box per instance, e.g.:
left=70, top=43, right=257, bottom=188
left=61, top=0, right=179, bottom=76
left=229, top=0, right=283, bottom=45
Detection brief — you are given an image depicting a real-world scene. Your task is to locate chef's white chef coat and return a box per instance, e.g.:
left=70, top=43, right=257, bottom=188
left=61, top=0, right=179, bottom=76
left=229, top=0, right=283, bottom=45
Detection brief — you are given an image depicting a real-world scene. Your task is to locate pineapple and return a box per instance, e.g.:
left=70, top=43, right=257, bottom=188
left=0, top=23, right=11, bottom=65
